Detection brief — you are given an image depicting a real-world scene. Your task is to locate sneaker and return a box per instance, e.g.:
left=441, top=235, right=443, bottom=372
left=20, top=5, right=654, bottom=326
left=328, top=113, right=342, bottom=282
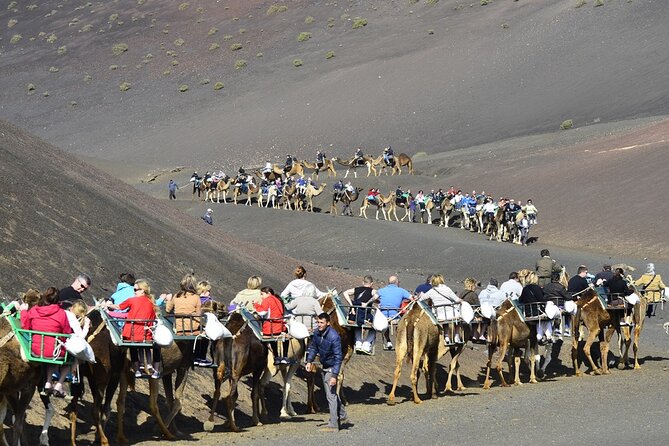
left=135, top=370, right=142, bottom=378
left=444, top=337, right=451, bottom=345
left=198, top=359, right=214, bottom=367
left=354, top=341, right=362, bottom=351
left=150, top=370, right=161, bottom=379
left=384, top=342, right=394, bottom=351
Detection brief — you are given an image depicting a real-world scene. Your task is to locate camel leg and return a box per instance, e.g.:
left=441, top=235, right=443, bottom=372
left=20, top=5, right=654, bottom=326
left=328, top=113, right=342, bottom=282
left=250, top=369, right=264, bottom=426
left=496, top=343, right=510, bottom=387
left=0, top=397, right=7, bottom=446
left=633, top=324, right=642, bottom=370
left=513, top=355, right=523, bottom=386
left=116, top=372, right=129, bottom=444
left=387, top=341, right=407, bottom=405
left=528, top=344, right=538, bottom=384
left=226, top=382, right=240, bottom=432
left=601, top=326, right=616, bottom=375
left=204, top=369, right=222, bottom=432
left=90, top=379, right=110, bottom=446
left=164, top=367, right=188, bottom=434
left=37, top=394, right=54, bottom=446
left=259, top=367, right=272, bottom=418
left=149, top=379, right=176, bottom=440
left=583, top=328, right=602, bottom=374
left=306, top=369, right=319, bottom=413
left=427, top=209, right=432, bottom=224
left=410, top=348, right=423, bottom=404
left=482, top=344, right=495, bottom=390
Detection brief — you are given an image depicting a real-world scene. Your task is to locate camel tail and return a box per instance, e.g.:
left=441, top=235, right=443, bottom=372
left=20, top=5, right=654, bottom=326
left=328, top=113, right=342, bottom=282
left=488, top=316, right=499, bottom=347
left=405, top=319, right=415, bottom=365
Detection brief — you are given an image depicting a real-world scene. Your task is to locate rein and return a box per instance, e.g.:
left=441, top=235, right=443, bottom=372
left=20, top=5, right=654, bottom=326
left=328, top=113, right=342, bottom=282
left=87, top=321, right=107, bottom=343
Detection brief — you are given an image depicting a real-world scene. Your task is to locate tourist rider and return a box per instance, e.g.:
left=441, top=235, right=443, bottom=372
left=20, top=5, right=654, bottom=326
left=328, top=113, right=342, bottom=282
left=333, top=180, right=344, bottom=200
left=316, top=150, right=326, bottom=170
left=254, top=286, right=290, bottom=365
left=378, top=275, right=412, bottom=350
left=262, top=161, right=273, bottom=180
left=284, top=154, right=293, bottom=174
left=342, top=275, right=380, bottom=355
left=383, top=146, right=394, bottom=166
left=21, top=287, right=73, bottom=397
left=594, top=264, right=614, bottom=286
left=284, top=283, right=323, bottom=332
left=414, top=274, right=433, bottom=295
left=305, top=313, right=347, bottom=432
left=419, top=274, right=463, bottom=343
left=499, top=271, right=523, bottom=300
left=59, top=273, right=91, bottom=310
left=163, top=274, right=202, bottom=364
left=354, top=148, right=364, bottom=166
left=459, top=278, right=482, bottom=340
left=535, top=249, right=562, bottom=288
left=606, top=268, right=631, bottom=305
left=478, top=278, right=506, bottom=308
left=280, top=265, right=327, bottom=301
left=567, top=265, right=590, bottom=297
left=518, top=272, right=551, bottom=343
left=524, top=199, right=538, bottom=225
left=107, top=279, right=162, bottom=379
left=231, top=275, right=263, bottom=311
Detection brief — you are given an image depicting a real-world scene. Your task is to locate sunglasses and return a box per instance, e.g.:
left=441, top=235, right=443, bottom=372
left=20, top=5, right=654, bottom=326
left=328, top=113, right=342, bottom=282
left=134, top=287, right=143, bottom=292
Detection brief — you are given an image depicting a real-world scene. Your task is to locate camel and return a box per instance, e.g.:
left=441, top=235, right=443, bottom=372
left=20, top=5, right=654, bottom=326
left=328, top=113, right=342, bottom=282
left=388, top=196, right=411, bottom=222
left=302, top=159, right=337, bottom=180
left=359, top=191, right=395, bottom=220
left=300, top=183, right=327, bottom=212
left=115, top=341, right=188, bottom=443
left=415, top=198, right=434, bottom=224
left=483, top=299, right=538, bottom=389
left=330, top=187, right=362, bottom=216
left=272, top=162, right=304, bottom=178
left=280, top=182, right=298, bottom=210
left=254, top=169, right=283, bottom=183
left=387, top=301, right=468, bottom=405
left=378, top=152, right=414, bottom=176
left=439, top=200, right=458, bottom=227
left=205, top=312, right=266, bottom=432
left=571, top=285, right=646, bottom=376
left=259, top=183, right=279, bottom=209
left=259, top=337, right=306, bottom=418
left=0, top=302, right=42, bottom=446
left=232, top=181, right=260, bottom=206
left=207, top=177, right=233, bottom=204
left=333, top=155, right=378, bottom=178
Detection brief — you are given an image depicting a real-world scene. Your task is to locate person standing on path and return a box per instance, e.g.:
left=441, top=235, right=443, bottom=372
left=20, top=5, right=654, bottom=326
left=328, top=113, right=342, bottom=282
left=168, top=180, right=178, bottom=200
left=202, top=208, right=213, bottom=225
left=305, top=313, right=347, bottom=432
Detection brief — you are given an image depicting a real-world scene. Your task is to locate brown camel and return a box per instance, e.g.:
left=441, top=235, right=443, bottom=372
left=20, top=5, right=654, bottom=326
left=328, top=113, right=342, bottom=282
left=302, top=159, right=337, bottom=180
left=378, top=153, right=414, bottom=175
left=232, top=181, right=260, bottom=206
left=439, top=200, right=457, bottom=227
left=0, top=301, right=42, bottom=446
left=571, top=285, right=646, bottom=376
left=272, top=162, right=304, bottom=178
left=483, top=299, right=538, bottom=389
left=254, top=169, right=283, bottom=183
left=331, top=187, right=362, bottom=216
left=280, top=182, right=298, bottom=210
left=387, top=301, right=469, bottom=405
left=207, top=177, right=233, bottom=204
left=388, top=196, right=411, bottom=222
left=359, top=192, right=395, bottom=220
left=333, top=155, right=378, bottom=178
left=205, top=312, right=266, bottom=432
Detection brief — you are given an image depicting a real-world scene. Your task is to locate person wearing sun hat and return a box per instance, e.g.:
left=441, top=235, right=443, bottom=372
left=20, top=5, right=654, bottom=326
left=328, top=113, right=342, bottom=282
left=202, top=208, right=213, bottom=225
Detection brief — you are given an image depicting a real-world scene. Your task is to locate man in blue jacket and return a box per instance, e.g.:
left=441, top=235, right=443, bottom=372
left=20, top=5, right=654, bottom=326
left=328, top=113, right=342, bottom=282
left=305, top=313, right=347, bottom=431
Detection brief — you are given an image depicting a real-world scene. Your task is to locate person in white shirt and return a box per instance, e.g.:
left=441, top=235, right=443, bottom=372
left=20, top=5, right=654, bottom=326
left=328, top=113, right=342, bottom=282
left=419, top=274, right=462, bottom=343
left=280, top=265, right=326, bottom=301
left=499, top=272, right=523, bottom=300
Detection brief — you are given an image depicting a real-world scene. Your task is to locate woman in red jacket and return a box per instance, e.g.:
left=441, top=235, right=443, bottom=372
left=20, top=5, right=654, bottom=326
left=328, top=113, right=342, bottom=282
left=254, top=287, right=288, bottom=365
left=21, top=287, right=73, bottom=397
left=108, top=279, right=162, bottom=379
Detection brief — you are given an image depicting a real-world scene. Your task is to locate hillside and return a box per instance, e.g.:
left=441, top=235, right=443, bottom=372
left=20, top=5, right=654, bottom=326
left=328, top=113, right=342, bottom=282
left=1, top=0, right=668, bottom=169
left=0, top=119, right=355, bottom=299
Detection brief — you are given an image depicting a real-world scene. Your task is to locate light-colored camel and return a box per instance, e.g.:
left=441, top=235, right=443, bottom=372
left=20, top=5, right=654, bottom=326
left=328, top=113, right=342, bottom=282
left=483, top=299, right=538, bottom=389
left=302, top=159, right=337, bottom=180
left=359, top=192, right=395, bottom=220
left=331, top=187, right=362, bottom=216
left=388, top=196, right=411, bottom=222
left=387, top=302, right=468, bottom=405
left=333, top=155, right=378, bottom=178
left=300, top=183, right=327, bottom=212
left=415, top=198, right=434, bottom=224
left=259, top=183, right=279, bottom=209
left=439, top=200, right=457, bottom=227
left=378, top=152, right=414, bottom=176
left=571, top=285, right=646, bottom=376
left=260, top=337, right=306, bottom=418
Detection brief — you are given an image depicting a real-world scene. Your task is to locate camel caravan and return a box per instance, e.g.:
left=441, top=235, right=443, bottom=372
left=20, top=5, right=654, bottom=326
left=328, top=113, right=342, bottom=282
left=182, top=151, right=536, bottom=248
left=0, top=261, right=664, bottom=444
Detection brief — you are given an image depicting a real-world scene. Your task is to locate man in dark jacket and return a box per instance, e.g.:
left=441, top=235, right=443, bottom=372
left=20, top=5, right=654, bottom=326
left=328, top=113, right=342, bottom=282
left=305, top=313, right=347, bottom=431
left=568, top=265, right=590, bottom=297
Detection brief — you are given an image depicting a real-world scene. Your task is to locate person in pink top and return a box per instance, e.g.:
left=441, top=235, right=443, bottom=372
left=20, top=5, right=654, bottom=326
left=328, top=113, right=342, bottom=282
left=21, top=287, right=73, bottom=397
